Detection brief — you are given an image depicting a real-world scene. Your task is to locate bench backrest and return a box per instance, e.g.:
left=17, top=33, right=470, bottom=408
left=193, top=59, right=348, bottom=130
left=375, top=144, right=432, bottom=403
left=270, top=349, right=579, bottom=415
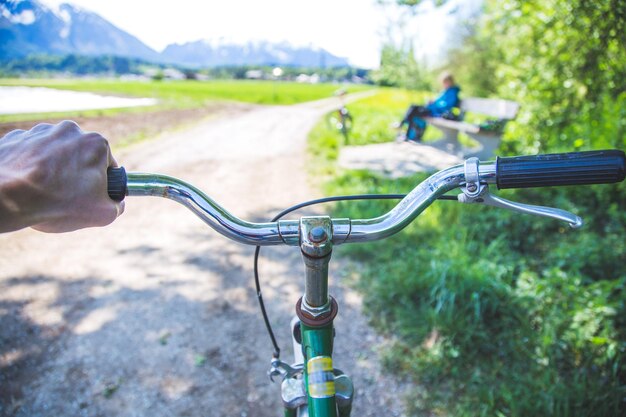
left=460, top=98, right=520, bottom=120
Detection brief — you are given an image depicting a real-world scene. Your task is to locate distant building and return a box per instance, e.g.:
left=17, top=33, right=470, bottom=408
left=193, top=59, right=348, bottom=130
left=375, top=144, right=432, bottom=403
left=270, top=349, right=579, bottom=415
left=295, top=73, right=320, bottom=84
left=163, top=68, right=185, bottom=80
left=245, top=70, right=264, bottom=80
left=119, top=74, right=150, bottom=81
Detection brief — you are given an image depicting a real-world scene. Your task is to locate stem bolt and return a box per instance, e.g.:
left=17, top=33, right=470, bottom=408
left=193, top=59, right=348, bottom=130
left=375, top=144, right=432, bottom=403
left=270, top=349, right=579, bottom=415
left=308, top=226, right=328, bottom=243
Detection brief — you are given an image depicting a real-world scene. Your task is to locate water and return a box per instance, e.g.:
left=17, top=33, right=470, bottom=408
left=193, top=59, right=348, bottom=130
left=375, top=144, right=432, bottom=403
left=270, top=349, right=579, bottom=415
left=0, top=86, right=158, bottom=115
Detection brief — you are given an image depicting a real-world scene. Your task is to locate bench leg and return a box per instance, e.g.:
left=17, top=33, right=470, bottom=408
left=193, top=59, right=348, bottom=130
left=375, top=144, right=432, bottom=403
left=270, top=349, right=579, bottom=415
left=428, top=126, right=463, bottom=155
left=464, top=132, right=502, bottom=159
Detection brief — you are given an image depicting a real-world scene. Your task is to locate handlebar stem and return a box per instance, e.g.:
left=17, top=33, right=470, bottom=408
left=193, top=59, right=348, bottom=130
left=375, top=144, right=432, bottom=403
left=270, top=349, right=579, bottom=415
left=300, top=216, right=333, bottom=311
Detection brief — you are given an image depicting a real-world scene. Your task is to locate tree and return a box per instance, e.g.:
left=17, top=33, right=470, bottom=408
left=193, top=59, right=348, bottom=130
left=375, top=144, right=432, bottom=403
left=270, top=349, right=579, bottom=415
left=482, top=0, right=626, bottom=151
left=372, top=42, right=432, bottom=90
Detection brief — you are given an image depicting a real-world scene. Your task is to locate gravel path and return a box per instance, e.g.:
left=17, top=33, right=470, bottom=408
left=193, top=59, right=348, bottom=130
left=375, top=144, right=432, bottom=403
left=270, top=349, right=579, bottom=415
left=338, top=140, right=463, bottom=178
left=0, top=94, right=408, bottom=417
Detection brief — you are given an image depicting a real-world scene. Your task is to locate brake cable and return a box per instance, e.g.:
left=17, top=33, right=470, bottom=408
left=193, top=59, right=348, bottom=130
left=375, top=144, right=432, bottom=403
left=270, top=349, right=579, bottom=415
left=254, top=193, right=457, bottom=359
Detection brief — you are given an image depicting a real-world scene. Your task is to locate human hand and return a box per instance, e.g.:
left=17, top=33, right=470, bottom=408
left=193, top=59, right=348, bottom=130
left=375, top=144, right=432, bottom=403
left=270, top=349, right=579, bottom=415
left=0, top=120, right=124, bottom=233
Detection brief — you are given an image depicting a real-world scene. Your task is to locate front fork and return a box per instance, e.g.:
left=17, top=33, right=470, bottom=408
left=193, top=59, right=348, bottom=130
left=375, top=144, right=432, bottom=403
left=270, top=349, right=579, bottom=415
left=270, top=216, right=354, bottom=417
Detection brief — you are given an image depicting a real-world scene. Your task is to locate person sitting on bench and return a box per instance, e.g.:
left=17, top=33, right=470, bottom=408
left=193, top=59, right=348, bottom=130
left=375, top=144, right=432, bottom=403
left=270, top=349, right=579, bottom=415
left=396, top=72, right=461, bottom=142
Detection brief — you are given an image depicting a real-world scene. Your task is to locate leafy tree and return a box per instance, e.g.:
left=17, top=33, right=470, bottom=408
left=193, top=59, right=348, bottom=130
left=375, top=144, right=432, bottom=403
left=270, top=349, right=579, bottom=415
left=372, top=42, right=432, bottom=90
left=442, top=13, right=501, bottom=97
left=482, top=0, right=626, bottom=152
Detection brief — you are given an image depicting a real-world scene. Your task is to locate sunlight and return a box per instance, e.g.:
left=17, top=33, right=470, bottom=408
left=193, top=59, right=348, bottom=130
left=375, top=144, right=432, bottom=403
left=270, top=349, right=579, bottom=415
left=73, top=305, right=118, bottom=335
left=0, top=349, right=25, bottom=367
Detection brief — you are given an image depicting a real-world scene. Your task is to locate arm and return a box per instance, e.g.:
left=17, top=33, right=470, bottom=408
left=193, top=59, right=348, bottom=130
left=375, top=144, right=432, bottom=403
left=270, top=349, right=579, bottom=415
left=427, top=87, right=460, bottom=115
left=0, top=120, right=124, bottom=233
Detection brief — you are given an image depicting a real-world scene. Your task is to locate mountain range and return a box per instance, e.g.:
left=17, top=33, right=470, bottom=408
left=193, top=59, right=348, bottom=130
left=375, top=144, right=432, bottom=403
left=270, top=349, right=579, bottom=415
left=0, top=0, right=350, bottom=68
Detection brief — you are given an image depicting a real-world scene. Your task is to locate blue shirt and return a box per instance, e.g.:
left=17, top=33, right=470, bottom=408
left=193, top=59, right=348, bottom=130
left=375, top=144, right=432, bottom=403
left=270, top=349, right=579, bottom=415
left=426, top=86, right=461, bottom=117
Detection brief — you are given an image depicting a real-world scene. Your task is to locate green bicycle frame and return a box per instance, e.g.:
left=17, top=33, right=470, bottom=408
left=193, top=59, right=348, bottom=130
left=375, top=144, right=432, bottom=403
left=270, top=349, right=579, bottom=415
left=302, top=322, right=336, bottom=417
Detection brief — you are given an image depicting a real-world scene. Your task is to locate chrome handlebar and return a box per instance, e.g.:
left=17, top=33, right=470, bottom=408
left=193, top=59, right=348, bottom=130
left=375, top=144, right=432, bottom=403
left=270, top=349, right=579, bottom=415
left=127, top=173, right=285, bottom=245
left=123, top=145, right=626, bottom=245
left=109, top=149, right=626, bottom=245
left=126, top=161, right=499, bottom=246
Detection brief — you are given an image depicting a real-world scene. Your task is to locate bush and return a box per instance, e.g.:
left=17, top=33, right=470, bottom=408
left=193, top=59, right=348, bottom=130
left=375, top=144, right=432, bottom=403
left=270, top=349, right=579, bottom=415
left=328, top=170, right=625, bottom=416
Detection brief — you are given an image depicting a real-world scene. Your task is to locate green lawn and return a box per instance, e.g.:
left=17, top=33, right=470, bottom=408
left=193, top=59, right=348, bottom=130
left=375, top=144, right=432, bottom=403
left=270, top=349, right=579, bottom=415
left=0, top=78, right=372, bottom=122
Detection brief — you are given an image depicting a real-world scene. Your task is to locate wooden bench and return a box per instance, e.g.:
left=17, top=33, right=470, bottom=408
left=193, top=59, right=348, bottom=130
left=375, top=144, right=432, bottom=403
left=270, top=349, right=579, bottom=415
left=424, top=98, right=520, bottom=159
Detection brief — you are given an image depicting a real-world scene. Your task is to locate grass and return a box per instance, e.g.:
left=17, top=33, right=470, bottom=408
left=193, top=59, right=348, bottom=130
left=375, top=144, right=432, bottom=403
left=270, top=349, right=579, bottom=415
left=102, top=380, right=121, bottom=399
left=307, top=88, right=626, bottom=417
left=194, top=354, right=207, bottom=367
left=0, top=78, right=373, bottom=123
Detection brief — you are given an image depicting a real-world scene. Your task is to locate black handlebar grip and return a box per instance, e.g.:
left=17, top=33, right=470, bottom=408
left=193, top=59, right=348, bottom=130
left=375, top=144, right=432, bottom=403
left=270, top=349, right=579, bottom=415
left=496, top=150, right=626, bottom=189
left=107, top=166, right=127, bottom=201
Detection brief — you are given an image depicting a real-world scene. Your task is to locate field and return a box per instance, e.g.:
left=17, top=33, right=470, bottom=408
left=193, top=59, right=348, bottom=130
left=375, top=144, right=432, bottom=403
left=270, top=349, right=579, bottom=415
left=0, top=78, right=372, bottom=123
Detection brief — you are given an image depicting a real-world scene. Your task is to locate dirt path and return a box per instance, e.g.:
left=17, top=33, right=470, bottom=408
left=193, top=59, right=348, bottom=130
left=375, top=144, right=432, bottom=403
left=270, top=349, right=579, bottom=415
left=0, top=94, right=408, bottom=417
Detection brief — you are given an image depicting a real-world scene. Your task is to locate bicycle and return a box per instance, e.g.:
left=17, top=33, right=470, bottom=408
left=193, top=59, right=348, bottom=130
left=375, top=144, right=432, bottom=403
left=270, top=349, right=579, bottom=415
left=326, top=89, right=353, bottom=144
left=106, top=150, right=625, bottom=417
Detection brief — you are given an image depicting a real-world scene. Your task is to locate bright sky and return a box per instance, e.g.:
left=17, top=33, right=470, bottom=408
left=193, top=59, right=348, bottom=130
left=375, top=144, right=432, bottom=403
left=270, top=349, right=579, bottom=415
left=39, top=0, right=477, bottom=68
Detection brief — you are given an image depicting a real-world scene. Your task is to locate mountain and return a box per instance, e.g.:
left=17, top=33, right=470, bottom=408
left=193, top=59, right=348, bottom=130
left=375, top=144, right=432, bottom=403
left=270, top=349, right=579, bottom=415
left=161, top=39, right=349, bottom=68
left=0, top=0, right=351, bottom=68
left=0, top=0, right=159, bottom=61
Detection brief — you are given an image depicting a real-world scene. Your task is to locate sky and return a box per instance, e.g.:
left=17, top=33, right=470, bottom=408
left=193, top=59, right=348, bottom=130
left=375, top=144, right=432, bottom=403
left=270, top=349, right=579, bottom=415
left=39, top=0, right=479, bottom=68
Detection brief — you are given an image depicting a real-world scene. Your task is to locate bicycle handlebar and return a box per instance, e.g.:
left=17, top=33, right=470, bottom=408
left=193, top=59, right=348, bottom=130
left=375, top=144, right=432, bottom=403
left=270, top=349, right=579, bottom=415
left=496, top=150, right=625, bottom=189
left=107, top=150, right=625, bottom=246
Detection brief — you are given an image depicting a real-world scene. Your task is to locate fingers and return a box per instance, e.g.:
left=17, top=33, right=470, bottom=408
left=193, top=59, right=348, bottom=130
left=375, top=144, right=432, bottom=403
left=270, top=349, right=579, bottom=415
left=90, top=130, right=124, bottom=221
left=117, top=200, right=125, bottom=217
left=1, top=129, right=26, bottom=141
left=105, top=139, right=118, bottom=168
left=45, top=120, right=82, bottom=141
left=55, top=120, right=82, bottom=133
left=2, top=120, right=81, bottom=143
left=32, top=197, right=124, bottom=233
left=29, top=123, right=55, bottom=133
left=77, top=126, right=123, bottom=223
